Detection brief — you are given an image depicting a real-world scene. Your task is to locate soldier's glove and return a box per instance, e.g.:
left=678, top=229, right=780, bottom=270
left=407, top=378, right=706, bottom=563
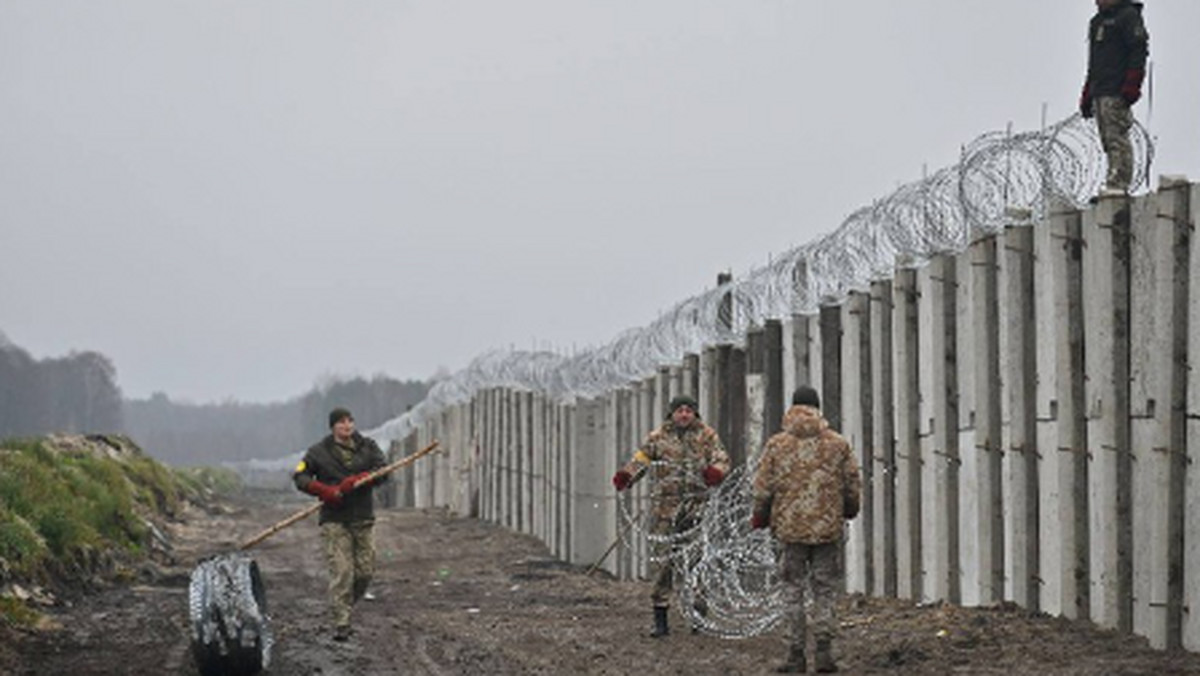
left=1079, top=82, right=1094, bottom=119
left=750, top=511, right=769, bottom=529
left=1120, top=68, right=1144, bottom=105
left=701, top=465, right=724, bottom=487
left=338, top=472, right=373, bottom=494
left=612, top=470, right=633, bottom=491
left=304, top=480, right=343, bottom=507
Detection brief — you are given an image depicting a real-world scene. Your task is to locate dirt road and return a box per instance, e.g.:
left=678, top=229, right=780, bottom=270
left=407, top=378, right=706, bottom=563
left=5, top=490, right=1200, bottom=675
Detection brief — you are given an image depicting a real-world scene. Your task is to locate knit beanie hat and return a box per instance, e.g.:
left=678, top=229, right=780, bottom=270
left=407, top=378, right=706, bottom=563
left=791, top=386, right=821, bottom=409
left=328, top=407, right=354, bottom=428
left=666, top=395, right=700, bottom=419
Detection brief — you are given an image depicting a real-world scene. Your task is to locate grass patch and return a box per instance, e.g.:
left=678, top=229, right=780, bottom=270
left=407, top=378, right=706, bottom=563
left=0, top=594, right=40, bottom=627
left=0, top=435, right=239, bottom=588
left=173, top=465, right=243, bottom=501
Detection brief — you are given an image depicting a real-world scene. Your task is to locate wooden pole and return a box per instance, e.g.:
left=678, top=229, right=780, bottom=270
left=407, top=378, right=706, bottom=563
left=238, top=440, right=440, bottom=551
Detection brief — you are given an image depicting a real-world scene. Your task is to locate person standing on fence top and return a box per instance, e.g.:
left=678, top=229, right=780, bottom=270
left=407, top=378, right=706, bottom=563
left=751, top=386, right=861, bottom=673
left=1079, top=0, right=1149, bottom=198
left=612, top=394, right=730, bottom=639
left=293, top=407, right=389, bottom=642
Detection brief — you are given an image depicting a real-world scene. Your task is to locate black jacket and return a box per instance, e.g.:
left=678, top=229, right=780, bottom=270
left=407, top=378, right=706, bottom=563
left=293, top=432, right=388, bottom=524
left=1087, top=1, right=1149, bottom=97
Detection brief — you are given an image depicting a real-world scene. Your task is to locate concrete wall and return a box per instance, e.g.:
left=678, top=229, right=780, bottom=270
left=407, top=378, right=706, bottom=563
left=394, top=179, right=1200, bottom=653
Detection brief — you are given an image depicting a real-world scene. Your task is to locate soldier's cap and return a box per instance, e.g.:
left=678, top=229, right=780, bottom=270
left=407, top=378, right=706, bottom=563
left=329, top=407, right=354, bottom=428
left=666, top=395, right=700, bottom=419
left=792, top=386, right=820, bottom=409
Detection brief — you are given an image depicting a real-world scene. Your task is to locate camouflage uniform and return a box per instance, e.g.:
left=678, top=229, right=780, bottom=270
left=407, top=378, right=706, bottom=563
left=293, top=432, right=388, bottom=632
left=752, top=405, right=861, bottom=666
left=618, top=419, right=729, bottom=607
left=1083, top=0, right=1149, bottom=192
left=1096, top=96, right=1135, bottom=192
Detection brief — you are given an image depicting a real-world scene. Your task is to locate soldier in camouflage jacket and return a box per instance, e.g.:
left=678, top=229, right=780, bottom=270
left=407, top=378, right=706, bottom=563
left=752, top=386, right=860, bottom=673
left=613, top=395, right=730, bottom=638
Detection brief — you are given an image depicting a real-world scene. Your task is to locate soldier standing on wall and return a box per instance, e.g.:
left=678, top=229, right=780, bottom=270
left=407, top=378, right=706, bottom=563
left=752, top=386, right=861, bottom=673
left=1079, top=0, right=1149, bottom=198
left=612, top=395, right=730, bottom=638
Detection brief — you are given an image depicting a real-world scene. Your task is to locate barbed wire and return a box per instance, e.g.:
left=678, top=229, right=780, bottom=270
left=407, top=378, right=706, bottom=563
left=618, top=457, right=787, bottom=638
left=367, top=114, right=1152, bottom=445
left=359, top=114, right=1155, bottom=638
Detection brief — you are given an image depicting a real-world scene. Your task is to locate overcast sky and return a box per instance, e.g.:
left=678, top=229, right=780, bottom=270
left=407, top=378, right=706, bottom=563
left=3, top=1, right=1198, bottom=404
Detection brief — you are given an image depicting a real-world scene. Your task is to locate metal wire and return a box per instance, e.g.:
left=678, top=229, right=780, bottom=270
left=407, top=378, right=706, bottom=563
left=363, top=115, right=1154, bottom=637
left=367, top=114, right=1152, bottom=444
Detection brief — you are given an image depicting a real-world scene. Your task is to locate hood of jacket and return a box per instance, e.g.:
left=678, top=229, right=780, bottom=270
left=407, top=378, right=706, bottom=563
left=780, top=404, right=827, bottom=439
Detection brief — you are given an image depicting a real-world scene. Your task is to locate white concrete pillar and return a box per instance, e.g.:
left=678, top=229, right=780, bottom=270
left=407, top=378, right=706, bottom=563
left=954, top=241, right=982, bottom=608
left=841, top=291, right=873, bottom=595
left=967, top=236, right=1005, bottom=606
left=531, top=393, right=547, bottom=542
left=999, top=224, right=1038, bottom=610
left=917, top=254, right=959, bottom=604
left=746, top=327, right=766, bottom=463
left=700, top=347, right=720, bottom=438
left=561, top=402, right=576, bottom=562
left=1184, top=182, right=1200, bottom=652
left=892, top=267, right=922, bottom=600
left=636, top=377, right=656, bottom=579
left=869, top=279, right=896, bottom=598
left=571, top=397, right=615, bottom=571
left=1130, top=182, right=1189, bottom=649
left=1084, top=195, right=1134, bottom=632
left=611, top=388, right=637, bottom=578
left=1034, top=204, right=1089, bottom=619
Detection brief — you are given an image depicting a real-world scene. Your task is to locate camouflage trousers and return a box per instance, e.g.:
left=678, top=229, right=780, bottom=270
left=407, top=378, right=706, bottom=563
left=321, top=520, right=376, bottom=629
left=779, top=541, right=841, bottom=650
left=648, top=510, right=706, bottom=608
left=1095, top=96, right=1134, bottom=191
left=649, top=517, right=676, bottom=607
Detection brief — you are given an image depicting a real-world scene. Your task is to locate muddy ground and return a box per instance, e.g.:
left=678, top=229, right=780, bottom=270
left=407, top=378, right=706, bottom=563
left=4, top=489, right=1200, bottom=675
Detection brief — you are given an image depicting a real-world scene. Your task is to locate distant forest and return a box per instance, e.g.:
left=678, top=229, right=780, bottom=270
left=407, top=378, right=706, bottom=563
left=0, top=333, right=123, bottom=437
left=124, top=377, right=430, bottom=466
left=0, top=331, right=430, bottom=466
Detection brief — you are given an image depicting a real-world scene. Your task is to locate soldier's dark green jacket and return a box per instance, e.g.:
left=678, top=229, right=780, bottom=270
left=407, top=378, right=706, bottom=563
left=293, top=432, right=388, bottom=524
left=1087, top=0, right=1148, bottom=97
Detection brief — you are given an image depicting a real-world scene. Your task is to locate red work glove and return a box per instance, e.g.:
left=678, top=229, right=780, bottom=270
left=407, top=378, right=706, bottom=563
left=1120, top=68, right=1144, bottom=105
left=751, top=512, right=769, bottom=529
left=612, top=470, right=633, bottom=491
left=338, top=472, right=372, bottom=495
left=1079, top=81, right=1094, bottom=119
left=304, top=480, right=343, bottom=507
left=701, top=466, right=724, bottom=487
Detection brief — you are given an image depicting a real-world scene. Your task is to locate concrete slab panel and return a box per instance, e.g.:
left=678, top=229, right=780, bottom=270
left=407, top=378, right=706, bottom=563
left=1185, top=182, right=1200, bottom=652
left=870, top=279, right=897, bottom=598
left=892, top=268, right=922, bottom=600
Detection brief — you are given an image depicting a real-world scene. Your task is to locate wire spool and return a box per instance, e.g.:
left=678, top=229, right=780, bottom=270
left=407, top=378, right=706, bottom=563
left=188, top=553, right=273, bottom=676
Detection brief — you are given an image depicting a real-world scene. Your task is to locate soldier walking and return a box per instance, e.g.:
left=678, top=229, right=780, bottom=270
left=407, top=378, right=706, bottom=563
left=752, top=386, right=861, bottom=673
left=613, top=395, right=730, bottom=638
left=293, top=407, right=389, bottom=641
left=1079, top=0, right=1149, bottom=198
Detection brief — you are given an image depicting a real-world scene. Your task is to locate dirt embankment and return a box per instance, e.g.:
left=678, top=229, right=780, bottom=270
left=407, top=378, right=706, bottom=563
left=5, top=489, right=1200, bottom=675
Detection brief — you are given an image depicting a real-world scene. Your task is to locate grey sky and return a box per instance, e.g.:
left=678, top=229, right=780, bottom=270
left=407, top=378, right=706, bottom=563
left=3, top=1, right=1197, bottom=404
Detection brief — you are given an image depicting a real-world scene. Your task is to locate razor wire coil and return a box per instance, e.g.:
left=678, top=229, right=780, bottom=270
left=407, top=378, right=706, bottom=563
left=361, top=114, right=1153, bottom=638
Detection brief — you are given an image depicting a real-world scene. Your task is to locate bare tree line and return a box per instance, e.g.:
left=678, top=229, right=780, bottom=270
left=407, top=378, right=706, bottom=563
left=0, top=331, right=428, bottom=466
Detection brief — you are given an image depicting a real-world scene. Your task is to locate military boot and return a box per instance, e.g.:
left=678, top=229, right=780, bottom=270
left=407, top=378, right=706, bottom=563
left=814, top=637, right=838, bottom=673
left=775, top=644, right=806, bottom=673
left=649, top=606, right=669, bottom=638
